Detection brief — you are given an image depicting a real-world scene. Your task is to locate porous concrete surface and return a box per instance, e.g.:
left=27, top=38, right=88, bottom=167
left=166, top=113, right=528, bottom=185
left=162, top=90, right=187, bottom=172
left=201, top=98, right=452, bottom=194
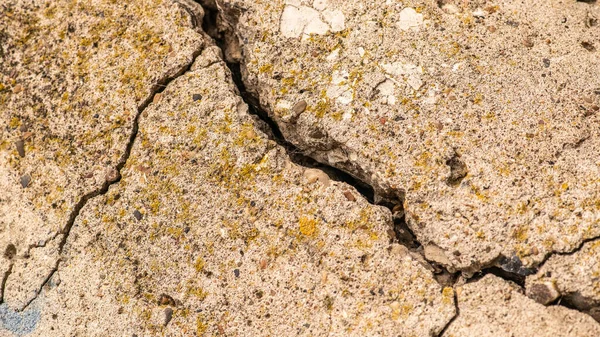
left=11, top=48, right=455, bottom=336
left=222, top=0, right=600, bottom=273
left=444, top=275, right=600, bottom=337
left=2, top=0, right=600, bottom=336
left=527, top=239, right=600, bottom=319
left=0, top=0, right=204, bottom=309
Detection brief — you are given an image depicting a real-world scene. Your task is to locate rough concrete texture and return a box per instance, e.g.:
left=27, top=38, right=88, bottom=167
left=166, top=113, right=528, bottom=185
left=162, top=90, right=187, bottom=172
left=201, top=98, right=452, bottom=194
left=1, top=45, right=457, bottom=336
left=2, top=0, right=600, bottom=335
left=0, top=0, right=204, bottom=309
left=220, top=0, right=600, bottom=273
left=527, top=239, right=600, bottom=320
left=444, top=275, right=600, bottom=336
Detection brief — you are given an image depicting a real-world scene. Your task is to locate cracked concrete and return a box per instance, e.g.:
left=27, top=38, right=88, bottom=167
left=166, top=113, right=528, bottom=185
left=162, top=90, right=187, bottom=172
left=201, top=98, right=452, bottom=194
left=215, top=0, right=600, bottom=276
left=443, top=275, right=600, bottom=336
left=0, top=0, right=204, bottom=310
left=17, top=45, right=454, bottom=336
left=527, top=237, right=600, bottom=320
left=2, top=0, right=600, bottom=335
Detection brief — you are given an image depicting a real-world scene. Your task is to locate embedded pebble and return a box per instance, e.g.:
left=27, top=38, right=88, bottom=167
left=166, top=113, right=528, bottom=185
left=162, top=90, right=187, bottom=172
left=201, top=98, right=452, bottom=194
left=20, top=174, right=31, bottom=188
left=163, top=308, right=173, bottom=326
left=15, top=140, right=25, bottom=158
left=303, top=168, right=331, bottom=186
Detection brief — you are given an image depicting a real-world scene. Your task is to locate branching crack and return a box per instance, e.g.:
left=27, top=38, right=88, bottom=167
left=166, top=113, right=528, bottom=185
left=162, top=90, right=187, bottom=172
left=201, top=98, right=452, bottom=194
left=197, top=0, right=600, bottom=323
left=12, top=3, right=207, bottom=311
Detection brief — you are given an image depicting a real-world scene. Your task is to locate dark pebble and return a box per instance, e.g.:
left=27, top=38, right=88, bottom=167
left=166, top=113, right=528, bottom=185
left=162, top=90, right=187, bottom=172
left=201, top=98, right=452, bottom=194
left=163, top=308, right=173, bottom=326
left=20, top=174, right=31, bottom=188
left=234, top=269, right=240, bottom=278
left=582, top=41, right=596, bottom=52
left=543, top=58, right=550, bottom=68
left=15, top=140, right=25, bottom=157
left=4, top=244, right=17, bottom=259
left=193, top=94, right=202, bottom=101
left=133, top=210, right=143, bottom=221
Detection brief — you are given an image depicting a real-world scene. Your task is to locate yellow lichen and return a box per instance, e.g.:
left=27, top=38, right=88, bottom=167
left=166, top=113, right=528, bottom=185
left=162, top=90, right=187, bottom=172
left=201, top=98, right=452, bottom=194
left=299, top=216, right=318, bottom=237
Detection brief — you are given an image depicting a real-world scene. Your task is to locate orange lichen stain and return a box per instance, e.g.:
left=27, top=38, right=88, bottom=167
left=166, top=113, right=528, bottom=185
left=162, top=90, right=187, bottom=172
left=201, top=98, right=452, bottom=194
left=512, top=225, right=528, bottom=242
left=442, top=287, right=454, bottom=305
left=299, top=216, right=318, bottom=237
left=196, top=316, right=208, bottom=335
left=194, top=257, right=205, bottom=272
left=187, top=286, right=208, bottom=300
left=415, top=151, right=431, bottom=167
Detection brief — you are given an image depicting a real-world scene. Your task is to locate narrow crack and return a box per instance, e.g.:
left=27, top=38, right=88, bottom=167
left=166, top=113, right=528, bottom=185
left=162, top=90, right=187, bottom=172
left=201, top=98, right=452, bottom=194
left=436, top=291, right=459, bottom=337
left=18, top=261, right=59, bottom=310
left=536, top=234, right=600, bottom=272
left=0, top=263, right=13, bottom=304
left=13, top=4, right=207, bottom=310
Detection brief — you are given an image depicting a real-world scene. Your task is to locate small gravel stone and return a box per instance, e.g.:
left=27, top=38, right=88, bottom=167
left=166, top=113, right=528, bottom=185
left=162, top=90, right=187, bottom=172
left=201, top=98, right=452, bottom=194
left=192, top=93, right=202, bottom=101
left=163, top=307, right=173, bottom=326
left=303, top=168, right=331, bottom=187
left=343, top=190, right=356, bottom=202
left=105, top=168, right=119, bottom=183
left=527, top=282, right=560, bottom=305
left=133, top=210, right=143, bottom=221
left=581, top=41, right=596, bottom=52
left=234, top=269, right=240, bottom=278
left=543, top=58, right=550, bottom=68
left=15, top=140, right=25, bottom=157
left=153, top=93, right=162, bottom=104
left=20, top=174, right=31, bottom=188
left=4, top=244, right=17, bottom=259
left=292, top=100, right=307, bottom=115
left=523, top=38, right=534, bottom=48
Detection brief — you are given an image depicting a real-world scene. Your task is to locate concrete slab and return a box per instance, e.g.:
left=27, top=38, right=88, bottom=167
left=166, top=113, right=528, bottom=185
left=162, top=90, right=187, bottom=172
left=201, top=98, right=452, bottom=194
left=0, top=0, right=205, bottom=309
left=527, top=239, right=600, bottom=320
left=15, top=47, right=455, bottom=336
left=218, top=0, right=600, bottom=273
left=444, top=274, right=600, bottom=336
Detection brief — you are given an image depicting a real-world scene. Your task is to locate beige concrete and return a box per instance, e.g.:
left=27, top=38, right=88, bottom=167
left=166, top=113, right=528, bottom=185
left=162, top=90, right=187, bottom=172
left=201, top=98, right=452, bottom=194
left=2, top=0, right=600, bottom=335
left=220, top=0, right=600, bottom=273
left=0, top=0, right=205, bottom=309
left=527, top=239, right=600, bottom=320
left=444, top=275, right=600, bottom=336
left=1, top=45, right=455, bottom=336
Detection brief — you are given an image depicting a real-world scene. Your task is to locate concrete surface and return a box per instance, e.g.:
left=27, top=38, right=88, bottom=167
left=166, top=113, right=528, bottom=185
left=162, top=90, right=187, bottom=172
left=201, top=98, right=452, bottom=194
left=443, top=275, right=600, bottom=336
left=0, top=0, right=205, bottom=310
left=527, top=239, right=600, bottom=320
left=221, top=0, right=600, bottom=274
left=1, top=0, right=600, bottom=335
left=20, top=48, right=454, bottom=336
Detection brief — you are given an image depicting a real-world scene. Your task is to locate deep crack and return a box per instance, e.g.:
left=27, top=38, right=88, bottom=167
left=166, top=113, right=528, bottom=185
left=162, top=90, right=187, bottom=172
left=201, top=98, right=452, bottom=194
left=197, top=0, right=600, bottom=323
left=200, top=0, right=462, bottom=289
